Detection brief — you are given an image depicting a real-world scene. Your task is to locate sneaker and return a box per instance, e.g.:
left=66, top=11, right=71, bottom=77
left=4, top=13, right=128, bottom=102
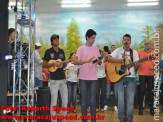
left=114, top=106, right=118, bottom=112
left=110, top=91, right=114, bottom=95
left=104, top=105, right=108, bottom=111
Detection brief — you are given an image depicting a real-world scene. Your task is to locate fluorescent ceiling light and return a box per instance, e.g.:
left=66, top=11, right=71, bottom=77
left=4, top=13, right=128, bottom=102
left=9, top=2, right=21, bottom=6
left=61, top=0, right=92, bottom=4
left=61, top=3, right=91, bottom=8
left=128, top=0, right=159, bottom=2
left=127, top=2, right=159, bottom=6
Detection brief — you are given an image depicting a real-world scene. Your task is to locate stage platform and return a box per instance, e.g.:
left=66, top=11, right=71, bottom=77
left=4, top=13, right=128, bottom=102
left=66, top=105, right=163, bottom=122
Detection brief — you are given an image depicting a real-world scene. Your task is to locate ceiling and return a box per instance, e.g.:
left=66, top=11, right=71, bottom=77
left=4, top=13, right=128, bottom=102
left=35, top=0, right=163, bottom=13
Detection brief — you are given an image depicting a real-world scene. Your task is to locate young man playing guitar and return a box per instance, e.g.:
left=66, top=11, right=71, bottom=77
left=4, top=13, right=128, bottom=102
left=107, top=34, right=139, bottom=122
left=43, top=34, right=68, bottom=122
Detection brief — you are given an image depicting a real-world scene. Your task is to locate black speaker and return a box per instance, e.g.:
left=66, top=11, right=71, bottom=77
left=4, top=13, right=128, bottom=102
left=36, top=87, right=51, bottom=122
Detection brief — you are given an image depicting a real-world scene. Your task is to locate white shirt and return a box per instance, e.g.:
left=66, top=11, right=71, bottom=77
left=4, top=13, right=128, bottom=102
left=31, top=50, right=43, bottom=80
left=96, top=58, right=106, bottom=78
left=66, top=62, right=79, bottom=82
left=111, top=47, right=139, bottom=77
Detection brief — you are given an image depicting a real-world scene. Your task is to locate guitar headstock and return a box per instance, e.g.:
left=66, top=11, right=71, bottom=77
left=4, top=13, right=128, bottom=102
left=149, top=53, right=158, bottom=60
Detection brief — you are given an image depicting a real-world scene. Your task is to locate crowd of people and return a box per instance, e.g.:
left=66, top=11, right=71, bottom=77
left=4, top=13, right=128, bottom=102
left=8, top=28, right=163, bottom=122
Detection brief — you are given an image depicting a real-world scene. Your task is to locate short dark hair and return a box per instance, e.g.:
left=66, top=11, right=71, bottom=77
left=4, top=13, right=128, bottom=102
left=123, top=34, right=131, bottom=40
left=85, top=29, right=96, bottom=40
left=50, top=34, right=59, bottom=42
left=103, top=46, right=111, bottom=54
left=69, top=52, right=75, bottom=59
left=111, top=45, right=115, bottom=47
left=8, top=28, right=15, bottom=37
left=103, top=46, right=109, bottom=52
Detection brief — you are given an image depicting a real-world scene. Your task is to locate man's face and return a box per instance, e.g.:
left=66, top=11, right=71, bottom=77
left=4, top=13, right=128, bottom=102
left=111, top=46, right=116, bottom=52
left=144, top=42, right=151, bottom=50
left=122, top=37, right=131, bottom=48
left=87, top=35, right=96, bottom=45
left=38, top=47, right=42, bottom=53
left=51, top=38, right=59, bottom=46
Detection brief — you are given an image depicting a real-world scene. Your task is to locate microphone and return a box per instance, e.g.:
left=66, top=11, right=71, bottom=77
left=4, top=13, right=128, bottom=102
left=125, top=42, right=128, bottom=46
left=92, top=57, right=102, bottom=64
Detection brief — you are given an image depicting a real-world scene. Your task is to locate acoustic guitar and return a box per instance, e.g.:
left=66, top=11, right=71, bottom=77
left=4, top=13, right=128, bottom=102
left=48, top=56, right=78, bottom=72
left=107, top=54, right=157, bottom=83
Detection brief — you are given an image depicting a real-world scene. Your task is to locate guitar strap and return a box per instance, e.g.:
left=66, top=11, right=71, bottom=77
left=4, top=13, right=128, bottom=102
left=130, top=48, right=133, bottom=62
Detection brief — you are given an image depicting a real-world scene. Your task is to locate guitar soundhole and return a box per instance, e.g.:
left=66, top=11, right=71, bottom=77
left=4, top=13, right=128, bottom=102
left=119, top=65, right=126, bottom=75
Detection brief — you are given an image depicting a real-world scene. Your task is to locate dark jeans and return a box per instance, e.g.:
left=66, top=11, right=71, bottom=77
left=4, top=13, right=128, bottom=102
left=79, top=79, right=97, bottom=122
left=105, top=82, right=111, bottom=106
left=114, top=83, right=118, bottom=106
left=67, top=81, right=77, bottom=108
left=34, top=77, right=43, bottom=87
left=134, top=85, right=139, bottom=107
left=96, top=77, right=107, bottom=109
left=139, top=75, right=154, bottom=110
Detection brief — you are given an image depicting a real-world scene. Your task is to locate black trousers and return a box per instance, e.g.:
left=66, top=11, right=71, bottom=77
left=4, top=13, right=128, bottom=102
left=96, top=77, right=107, bottom=109
left=139, top=75, right=154, bottom=110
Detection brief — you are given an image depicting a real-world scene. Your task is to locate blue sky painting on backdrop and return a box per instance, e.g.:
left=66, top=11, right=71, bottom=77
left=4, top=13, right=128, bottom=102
left=9, top=10, right=163, bottom=46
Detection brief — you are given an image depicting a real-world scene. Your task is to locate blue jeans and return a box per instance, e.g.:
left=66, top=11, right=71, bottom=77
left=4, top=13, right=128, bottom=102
left=114, top=83, right=118, bottom=106
left=105, top=82, right=111, bottom=106
left=67, top=81, right=77, bottom=108
left=79, top=79, right=97, bottom=122
left=114, top=77, right=135, bottom=121
left=34, top=77, right=43, bottom=87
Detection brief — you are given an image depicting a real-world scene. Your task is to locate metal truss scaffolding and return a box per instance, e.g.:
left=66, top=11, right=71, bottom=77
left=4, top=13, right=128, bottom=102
left=8, top=0, right=37, bottom=122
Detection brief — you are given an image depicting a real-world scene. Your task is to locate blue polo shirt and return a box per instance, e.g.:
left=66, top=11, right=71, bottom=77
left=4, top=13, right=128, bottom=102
left=159, top=60, right=163, bottom=83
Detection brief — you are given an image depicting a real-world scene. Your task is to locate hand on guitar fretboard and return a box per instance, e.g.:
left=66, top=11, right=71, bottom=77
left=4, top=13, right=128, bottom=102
left=55, top=62, right=62, bottom=67
left=48, top=59, right=64, bottom=72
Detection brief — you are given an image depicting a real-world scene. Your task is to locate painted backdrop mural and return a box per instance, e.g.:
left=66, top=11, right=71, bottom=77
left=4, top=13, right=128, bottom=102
left=9, top=10, right=163, bottom=58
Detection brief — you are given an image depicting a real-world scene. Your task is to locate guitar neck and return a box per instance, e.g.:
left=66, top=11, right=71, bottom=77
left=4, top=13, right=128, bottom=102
left=127, top=56, right=150, bottom=68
